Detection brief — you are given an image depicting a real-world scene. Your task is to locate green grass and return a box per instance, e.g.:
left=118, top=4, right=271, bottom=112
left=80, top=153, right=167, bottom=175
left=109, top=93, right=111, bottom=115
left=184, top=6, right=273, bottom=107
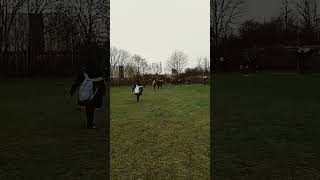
left=9, top=74, right=319, bottom=179
left=111, top=84, right=210, bottom=179
left=213, top=73, right=320, bottom=179
left=0, top=78, right=107, bottom=180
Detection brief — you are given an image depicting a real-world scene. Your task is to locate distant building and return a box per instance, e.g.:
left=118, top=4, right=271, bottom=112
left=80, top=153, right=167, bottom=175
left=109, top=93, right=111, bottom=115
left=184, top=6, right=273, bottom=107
left=5, top=13, right=74, bottom=52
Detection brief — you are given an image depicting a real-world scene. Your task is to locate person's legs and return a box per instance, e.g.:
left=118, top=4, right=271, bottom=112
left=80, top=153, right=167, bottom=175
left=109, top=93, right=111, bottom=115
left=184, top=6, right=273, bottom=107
left=136, top=95, right=140, bottom=102
left=91, top=107, right=96, bottom=128
left=85, top=107, right=92, bottom=128
left=85, top=105, right=95, bottom=128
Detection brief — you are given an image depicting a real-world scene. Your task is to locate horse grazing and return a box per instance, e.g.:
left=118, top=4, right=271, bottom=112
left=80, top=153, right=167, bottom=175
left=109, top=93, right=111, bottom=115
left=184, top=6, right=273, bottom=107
left=152, top=79, right=164, bottom=91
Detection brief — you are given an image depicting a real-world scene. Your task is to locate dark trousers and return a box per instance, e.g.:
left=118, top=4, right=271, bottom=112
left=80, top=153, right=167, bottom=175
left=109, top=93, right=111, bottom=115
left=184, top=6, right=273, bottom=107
left=136, top=95, right=140, bottom=102
left=85, top=105, right=96, bottom=128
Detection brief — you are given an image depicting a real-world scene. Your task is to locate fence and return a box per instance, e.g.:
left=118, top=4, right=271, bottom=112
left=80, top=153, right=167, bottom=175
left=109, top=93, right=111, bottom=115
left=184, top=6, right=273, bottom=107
left=219, top=47, right=320, bottom=73
left=111, top=76, right=209, bottom=86
left=111, top=78, right=149, bottom=86
left=260, top=47, right=320, bottom=72
left=111, top=78, right=135, bottom=86
left=0, top=51, right=76, bottom=76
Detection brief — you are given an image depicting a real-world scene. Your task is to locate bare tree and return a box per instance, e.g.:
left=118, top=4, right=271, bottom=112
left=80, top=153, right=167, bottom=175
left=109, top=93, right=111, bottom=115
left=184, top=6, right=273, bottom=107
left=7, top=13, right=28, bottom=51
left=139, top=58, right=148, bottom=75
left=0, top=0, right=27, bottom=52
left=280, top=0, right=300, bottom=34
left=145, top=63, right=152, bottom=74
left=56, top=0, right=108, bottom=45
left=110, top=46, right=119, bottom=78
left=27, top=0, right=52, bottom=13
left=118, top=49, right=130, bottom=66
left=197, top=56, right=210, bottom=73
left=125, top=64, right=134, bottom=79
left=151, top=62, right=163, bottom=74
left=27, top=1, right=62, bottom=35
left=132, top=54, right=143, bottom=75
left=166, top=50, right=188, bottom=74
left=211, top=0, right=247, bottom=47
left=111, top=47, right=153, bottom=78
left=281, top=0, right=292, bottom=31
left=296, top=0, right=319, bottom=32
left=110, top=46, right=131, bottom=78
left=151, top=63, right=157, bottom=74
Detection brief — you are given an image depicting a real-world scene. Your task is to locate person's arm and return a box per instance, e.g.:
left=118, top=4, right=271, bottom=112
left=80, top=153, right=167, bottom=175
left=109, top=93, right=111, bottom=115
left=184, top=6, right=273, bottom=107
left=132, top=84, right=136, bottom=92
left=96, top=72, right=106, bottom=96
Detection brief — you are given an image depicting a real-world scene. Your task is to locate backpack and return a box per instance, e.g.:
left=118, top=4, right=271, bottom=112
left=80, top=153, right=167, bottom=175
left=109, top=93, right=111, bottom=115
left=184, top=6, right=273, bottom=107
left=134, top=85, right=143, bottom=95
left=79, top=72, right=104, bottom=104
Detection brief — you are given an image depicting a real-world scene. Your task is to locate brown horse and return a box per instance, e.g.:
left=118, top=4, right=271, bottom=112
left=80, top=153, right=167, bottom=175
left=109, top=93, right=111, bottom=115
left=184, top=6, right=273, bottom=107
left=152, top=79, right=163, bottom=91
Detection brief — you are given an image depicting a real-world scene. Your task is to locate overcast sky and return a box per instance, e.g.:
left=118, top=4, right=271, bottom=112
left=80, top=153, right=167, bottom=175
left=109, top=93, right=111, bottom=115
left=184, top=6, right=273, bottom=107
left=245, top=0, right=282, bottom=22
left=111, top=0, right=210, bottom=70
left=111, top=0, right=285, bottom=70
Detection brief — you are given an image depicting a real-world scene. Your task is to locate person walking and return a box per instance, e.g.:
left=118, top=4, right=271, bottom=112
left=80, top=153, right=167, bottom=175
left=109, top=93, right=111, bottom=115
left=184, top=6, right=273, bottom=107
left=70, top=65, right=106, bottom=129
left=132, top=80, right=143, bottom=103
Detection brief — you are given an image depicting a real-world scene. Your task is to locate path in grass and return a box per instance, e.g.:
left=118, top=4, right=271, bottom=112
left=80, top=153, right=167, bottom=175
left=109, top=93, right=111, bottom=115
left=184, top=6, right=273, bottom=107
left=0, top=78, right=107, bottom=180
left=111, top=84, right=210, bottom=179
left=213, top=73, right=320, bottom=179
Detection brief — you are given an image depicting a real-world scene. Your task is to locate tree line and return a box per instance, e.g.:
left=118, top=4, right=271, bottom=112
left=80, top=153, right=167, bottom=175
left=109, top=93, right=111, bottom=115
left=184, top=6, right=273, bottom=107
left=0, top=0, right=109, bottom=53
left=0, top=0, right=109, bottom=76
left=110, top=46, right=209, bottom=79
left=211, top=0, right=320, bottom=69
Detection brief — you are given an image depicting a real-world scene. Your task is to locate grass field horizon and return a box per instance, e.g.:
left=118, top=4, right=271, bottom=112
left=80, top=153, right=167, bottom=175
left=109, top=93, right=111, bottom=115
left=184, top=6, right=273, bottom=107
left=213, top=73, right=320, bottom=179
left=111, top=84, right=210, bottom=179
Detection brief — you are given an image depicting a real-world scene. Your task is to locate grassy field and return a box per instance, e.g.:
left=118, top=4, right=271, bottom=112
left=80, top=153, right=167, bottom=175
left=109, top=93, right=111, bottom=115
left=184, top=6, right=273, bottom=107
left=111, top=84, right=210, bottom=179
left=6, top=74, right=319, bottom=179
left=0, top=78, right=107, bottom=180
left=213, top=73, right=320, bottom=179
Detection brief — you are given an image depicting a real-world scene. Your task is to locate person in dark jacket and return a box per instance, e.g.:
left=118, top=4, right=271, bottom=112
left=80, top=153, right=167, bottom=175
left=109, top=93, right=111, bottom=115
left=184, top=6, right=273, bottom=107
left=132, top=80, right=143, bottom=103
left=70, top=66, right=106, bottom=129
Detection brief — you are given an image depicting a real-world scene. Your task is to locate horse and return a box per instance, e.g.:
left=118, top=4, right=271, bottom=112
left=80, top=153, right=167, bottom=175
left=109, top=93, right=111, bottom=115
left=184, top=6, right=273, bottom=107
left=152, top=79, right=164, bottom=91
